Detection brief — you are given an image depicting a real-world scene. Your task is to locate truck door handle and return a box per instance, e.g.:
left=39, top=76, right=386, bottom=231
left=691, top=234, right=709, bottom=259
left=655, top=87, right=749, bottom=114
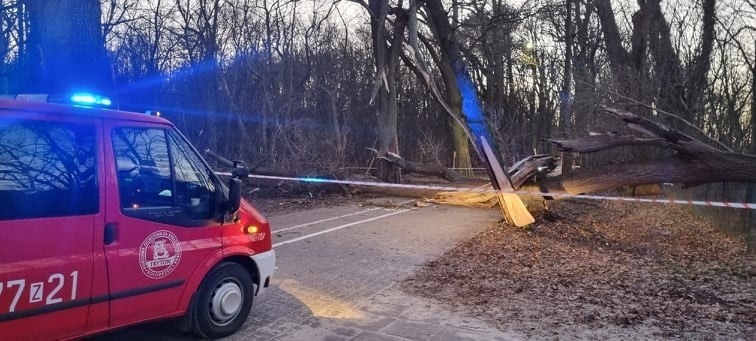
left=104, top=223, right=117, bottom=245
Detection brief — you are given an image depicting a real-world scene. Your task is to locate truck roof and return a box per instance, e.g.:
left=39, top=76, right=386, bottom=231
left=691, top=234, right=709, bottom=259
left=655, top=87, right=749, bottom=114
left=0, top=97, right=172, bottom=125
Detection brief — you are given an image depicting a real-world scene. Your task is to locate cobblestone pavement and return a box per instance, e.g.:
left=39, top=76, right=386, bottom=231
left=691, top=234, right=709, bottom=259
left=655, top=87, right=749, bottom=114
left=93, top=199, right=521, bottom=340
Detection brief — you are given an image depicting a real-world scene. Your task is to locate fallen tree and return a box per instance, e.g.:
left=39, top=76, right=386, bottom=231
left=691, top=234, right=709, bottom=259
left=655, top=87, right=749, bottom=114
left=368, top=106, right=756, bottom=196
left=521, top=107, right=756, bottom=194
left=209, top=106, right=754, bottom=206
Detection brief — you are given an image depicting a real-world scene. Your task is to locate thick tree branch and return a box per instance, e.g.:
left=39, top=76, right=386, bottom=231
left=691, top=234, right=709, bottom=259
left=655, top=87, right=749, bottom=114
left=547, top=135, right=668, bottom=153
left=367, top=148, right=466, bottom=182
left=519, top=106, right=756, bottom=195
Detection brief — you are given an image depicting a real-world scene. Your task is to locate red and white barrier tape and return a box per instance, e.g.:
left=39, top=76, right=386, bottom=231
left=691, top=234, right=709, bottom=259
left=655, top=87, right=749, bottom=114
left=216, top=172, right=756, bottom=210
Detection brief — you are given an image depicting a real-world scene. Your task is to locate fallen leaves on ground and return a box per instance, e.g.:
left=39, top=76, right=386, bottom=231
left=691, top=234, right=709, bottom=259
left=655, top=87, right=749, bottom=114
left=402, top=199, right=755, bottom=339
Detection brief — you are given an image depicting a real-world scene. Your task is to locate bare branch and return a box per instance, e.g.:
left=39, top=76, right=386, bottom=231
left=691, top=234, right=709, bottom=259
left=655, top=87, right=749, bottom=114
left=547, top=135, right=669, bottom=153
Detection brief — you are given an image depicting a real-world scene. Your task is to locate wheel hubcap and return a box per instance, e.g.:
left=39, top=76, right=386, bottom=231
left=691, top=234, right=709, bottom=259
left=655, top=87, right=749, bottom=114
left=209, top=280, right=243, bottom=326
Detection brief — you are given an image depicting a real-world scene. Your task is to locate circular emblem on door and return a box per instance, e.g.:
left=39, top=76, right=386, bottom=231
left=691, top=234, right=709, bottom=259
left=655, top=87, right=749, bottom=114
left=139, top=230, right=182, bottom=279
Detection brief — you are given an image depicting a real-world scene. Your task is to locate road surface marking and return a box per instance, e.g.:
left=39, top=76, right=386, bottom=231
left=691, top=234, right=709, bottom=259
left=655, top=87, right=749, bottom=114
left=275, top=207, right=381, bottom=233
left=273, top=199, right=417, bottom=234
left=273, top=209, right=412, bottom=248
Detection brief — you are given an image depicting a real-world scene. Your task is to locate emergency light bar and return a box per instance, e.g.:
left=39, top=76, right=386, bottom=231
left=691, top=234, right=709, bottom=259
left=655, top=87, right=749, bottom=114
left=1, top=92, right=112, bottom=107
left=70, top=93, right=112, bottom=106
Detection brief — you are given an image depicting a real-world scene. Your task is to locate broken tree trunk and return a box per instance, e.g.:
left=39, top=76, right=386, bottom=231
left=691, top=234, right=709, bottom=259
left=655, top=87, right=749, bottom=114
left=508, top=155, right=558, bottom=188
left=528, top=107, right=756, bottom=194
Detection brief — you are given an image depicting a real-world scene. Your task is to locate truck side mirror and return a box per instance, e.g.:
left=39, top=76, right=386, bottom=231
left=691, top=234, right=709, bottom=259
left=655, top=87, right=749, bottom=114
left=231, top=160, right=249, bottom=179
left=227, top=178, right=243, bottom=214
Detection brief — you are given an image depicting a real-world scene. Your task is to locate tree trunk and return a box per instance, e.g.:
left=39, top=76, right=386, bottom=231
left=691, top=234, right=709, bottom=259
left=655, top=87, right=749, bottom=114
left=451, top=123, right=472, bottom=175
left=595, top=0, right=629, bottom=76
left=747, top=46, right=756, bottom=253
left=560, top=0, right=574, bottom=174
left=684, top=0, right=716, bottom=122
left=560, top=0, right=573, bottom=131
left=21, top=0, right=111, bottom=93
left=572, top=0, right=597, bottom=133
left=0, top=4, right=7, bottom=93
left=596, top=0, right=716, bottom=123
left=425, top=0, right=475, bottom=177
left=369, top=0, right=402, bottom=183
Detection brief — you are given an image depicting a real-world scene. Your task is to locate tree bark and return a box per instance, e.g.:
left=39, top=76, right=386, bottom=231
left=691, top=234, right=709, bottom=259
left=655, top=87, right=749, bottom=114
left=572, top=0, right=597, bottom=132
left=21, top=0, right=111, bottom=93
left=596, top=0, right=717, bottom=122
left=369, top=0, right=403, bottom=183
left=528, top=107, right=756, bottom=195
left=684, top=0, right=716, bottom=120
left=595, top=0, right=630, bottom=76
left=424, top=0, right=475, bottom=177
left=508, top=155, right=556, bottom=189
left=0, top=4, right=7, bottom=93
left=747, top=42, right=756, bottom=253
left=533, top=156, right=756, bottom=195
left=560, top=0, right=574, bottom=174
left=560, top=0, right=573, bottom=134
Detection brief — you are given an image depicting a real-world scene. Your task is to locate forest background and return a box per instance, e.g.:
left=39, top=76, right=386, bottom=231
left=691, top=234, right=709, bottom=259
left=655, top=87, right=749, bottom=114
left=0, top=0, right=754, bottom=247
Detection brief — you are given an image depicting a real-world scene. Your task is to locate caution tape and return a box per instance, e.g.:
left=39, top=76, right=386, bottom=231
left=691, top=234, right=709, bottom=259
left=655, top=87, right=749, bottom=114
left=215, top=172, right=756, bottom=210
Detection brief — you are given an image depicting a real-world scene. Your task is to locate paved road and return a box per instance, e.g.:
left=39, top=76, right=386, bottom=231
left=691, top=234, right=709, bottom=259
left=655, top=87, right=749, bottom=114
left=94, top=198, right=518, bottom=340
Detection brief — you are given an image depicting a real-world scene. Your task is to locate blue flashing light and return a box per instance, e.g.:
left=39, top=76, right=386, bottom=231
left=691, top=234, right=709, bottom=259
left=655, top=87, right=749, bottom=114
left=70, top=92, right=111, bottom=107
left=301, top=177, right=328, bottom=183
left=71, top=93, right=96, bottom=104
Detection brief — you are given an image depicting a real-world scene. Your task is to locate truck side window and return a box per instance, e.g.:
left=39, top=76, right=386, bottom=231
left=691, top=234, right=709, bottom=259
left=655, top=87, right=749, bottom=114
left=168, top=130, right=216, bottom=220
left=112, top=127, right=217, bottom=226
left=112, top=128, right=172, bottom=209
left=0, top=119, right=98, bottom=220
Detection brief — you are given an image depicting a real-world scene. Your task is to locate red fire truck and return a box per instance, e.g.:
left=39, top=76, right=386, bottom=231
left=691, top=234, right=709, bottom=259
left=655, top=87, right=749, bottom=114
left=0, top=94, right=275, bottom=340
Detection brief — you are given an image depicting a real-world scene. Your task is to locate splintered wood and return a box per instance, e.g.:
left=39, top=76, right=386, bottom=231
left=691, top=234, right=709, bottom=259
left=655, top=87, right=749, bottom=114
left=428, top=184, right=499, bottom=208
left=428, top=184, right=537, bottom=228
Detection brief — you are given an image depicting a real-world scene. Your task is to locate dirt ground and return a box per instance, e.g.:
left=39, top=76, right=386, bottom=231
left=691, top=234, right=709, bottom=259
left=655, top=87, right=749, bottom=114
left=402, top=199, right=755, bottom=340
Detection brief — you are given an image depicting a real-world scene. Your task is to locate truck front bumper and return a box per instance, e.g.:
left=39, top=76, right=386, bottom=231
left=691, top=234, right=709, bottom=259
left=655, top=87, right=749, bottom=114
left=251, top=249, right=276, bottom=296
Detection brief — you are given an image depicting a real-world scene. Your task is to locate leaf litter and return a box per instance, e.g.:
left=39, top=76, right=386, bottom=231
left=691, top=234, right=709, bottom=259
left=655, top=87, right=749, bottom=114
left=402, top=199, right=755, bottom=339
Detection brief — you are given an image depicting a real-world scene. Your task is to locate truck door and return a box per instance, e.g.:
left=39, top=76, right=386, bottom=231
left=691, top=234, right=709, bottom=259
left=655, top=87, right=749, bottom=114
left=102, top=122, right=223, bottom=327
left=0, top=115, right=99, bottom=339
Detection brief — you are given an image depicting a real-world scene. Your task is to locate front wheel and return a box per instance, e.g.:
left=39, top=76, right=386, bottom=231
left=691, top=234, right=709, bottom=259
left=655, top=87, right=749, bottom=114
left=191, top=262, right=254, bottom=339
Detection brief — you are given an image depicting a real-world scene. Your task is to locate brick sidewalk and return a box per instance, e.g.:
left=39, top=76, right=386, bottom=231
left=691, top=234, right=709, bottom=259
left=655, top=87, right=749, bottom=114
left=230, top=204, right=519, bottom=340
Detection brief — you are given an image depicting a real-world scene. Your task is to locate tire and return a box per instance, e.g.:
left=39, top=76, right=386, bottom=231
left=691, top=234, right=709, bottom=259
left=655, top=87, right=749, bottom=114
left=191, top=262, right=254, bottom=339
